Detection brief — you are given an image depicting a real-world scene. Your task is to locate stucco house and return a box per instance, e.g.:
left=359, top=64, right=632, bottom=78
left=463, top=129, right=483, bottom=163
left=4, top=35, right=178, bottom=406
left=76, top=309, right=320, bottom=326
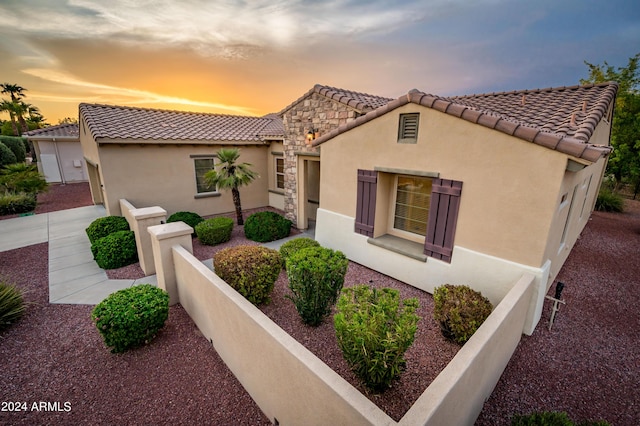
left=78, top=82, right=617, bottom=333
left=24, top=123, right=88, bottom=183
left=309, top=82, right=617, bottom=333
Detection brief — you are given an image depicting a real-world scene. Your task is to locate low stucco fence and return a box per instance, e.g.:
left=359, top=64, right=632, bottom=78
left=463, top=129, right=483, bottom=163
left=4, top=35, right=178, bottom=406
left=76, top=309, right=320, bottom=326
left=142, top=216, right=535, bottom=426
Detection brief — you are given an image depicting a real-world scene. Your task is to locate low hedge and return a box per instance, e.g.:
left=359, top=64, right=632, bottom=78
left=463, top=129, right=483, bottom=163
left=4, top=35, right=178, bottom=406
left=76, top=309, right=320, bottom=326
left=167, top=211, right=204, bottom=235
left=0, top=192, right=36, bottom=215
left=86, top=216, right=130, bottom=244
left=91, top=284, right=169, bottom=353
left=213, top=245, right=281, bottom=305
left=91, top=230, right=138, bottom=270
left=595, top=188, right=624, bottom=212
left=244, top=211, right=292, bottom=242
left=0, top=143, right=16, bottom=167
left=0, top=136, right=26, bottom=163
left=195, top=217, right=233, bottom=245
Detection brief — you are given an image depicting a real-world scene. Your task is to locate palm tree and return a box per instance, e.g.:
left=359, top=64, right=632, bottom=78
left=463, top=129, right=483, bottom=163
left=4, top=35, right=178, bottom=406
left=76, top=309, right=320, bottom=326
left=0, top=100, right=19, bottom=135
left=1, top=84, right=28, bottom=135
left=203, top=148, right=259, bottom=225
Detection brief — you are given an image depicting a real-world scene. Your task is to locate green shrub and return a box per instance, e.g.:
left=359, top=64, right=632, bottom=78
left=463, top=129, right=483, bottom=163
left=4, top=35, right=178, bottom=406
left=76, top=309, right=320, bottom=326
left=334, top=285, right=420, bottom=392
left=511, top=411, right=573, bottom=425
left=85, top=215, right=130, bottom=244
left=0, top=163, right=48, bottom=194
left=0, top=280, right=25, bottom=332
left=195, top=217, right=233, bottom=245
left=0, top=136, right=26, bottom=163
left=595, top=188, right=624, bottom=212
left=0, top=143, right=17, bottom=167
left=167, top=211, right=204, bottom=235
left=0, top=192, right=36, bottom=215
left=91, top=284, right=169, bottom=353
left=244, top=211, right=292, bottom=242
left=279, top=237, right=320, bottom=267
left=91, top=230, right=138, bottom=270
left=213, top=245, right=281, bottom=305
left=285, top=246, right=348, bottom=326
left=433, top=284, right=493, bottom=344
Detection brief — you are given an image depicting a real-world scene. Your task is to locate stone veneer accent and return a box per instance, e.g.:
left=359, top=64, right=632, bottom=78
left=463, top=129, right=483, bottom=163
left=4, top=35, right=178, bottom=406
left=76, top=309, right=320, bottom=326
left=281, top=92, right=363, bottom=225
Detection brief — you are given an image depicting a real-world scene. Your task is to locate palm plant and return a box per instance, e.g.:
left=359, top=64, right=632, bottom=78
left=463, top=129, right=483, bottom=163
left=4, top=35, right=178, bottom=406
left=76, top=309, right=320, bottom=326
left=203, top=148, right=258, bottom=225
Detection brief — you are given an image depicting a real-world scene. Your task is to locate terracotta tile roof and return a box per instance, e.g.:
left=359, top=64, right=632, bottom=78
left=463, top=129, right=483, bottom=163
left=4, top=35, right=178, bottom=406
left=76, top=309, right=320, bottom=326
left=258, top=113, right=285, bottom=139
left=279, top=84, right=394, bottom=115
left=313, top=82, right=617, bottom=162
left=79, top=104, right=283, bottom=143
left=24, top=123, right=79, bottom=139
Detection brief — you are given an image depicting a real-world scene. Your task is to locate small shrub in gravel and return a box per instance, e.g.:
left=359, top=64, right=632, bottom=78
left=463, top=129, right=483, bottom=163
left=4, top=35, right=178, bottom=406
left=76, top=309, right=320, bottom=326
left=433, top=284, right=493, bottom=344
left=334, top=285, right=420, bottom=392
left=213, top=245, right=281, bottom=306
left=244, top=211, right=292, bottom=242
left=91, top=284, right=169, bottom=353
left=195, top=217, right=233, bottom=245
left=595, top=188, right=624, bottom=212
left=285, top=246, right=348, bottom=326
left=0, top=280, right=25, bottom=332
left=86, top=215, right=130, bottom=244
left=167, top=211, right=204, bottom=235
left=91, top=230, right=138, bottom=270
left=510, top=410, right=610, bottom=425
left=279, top=237, right=320, bottom=267
left=0, top=192, right=36, bottom=215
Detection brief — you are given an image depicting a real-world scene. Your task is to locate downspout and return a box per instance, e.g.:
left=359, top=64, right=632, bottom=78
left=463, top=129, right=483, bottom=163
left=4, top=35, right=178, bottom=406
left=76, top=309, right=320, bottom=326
left=52, top=138, right=66, bottom=184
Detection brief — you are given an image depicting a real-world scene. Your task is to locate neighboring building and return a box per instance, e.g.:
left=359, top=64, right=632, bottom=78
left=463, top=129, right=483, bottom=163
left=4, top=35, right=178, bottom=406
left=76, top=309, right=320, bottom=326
left=24, top=123, right=88, bottom=183
left=310, top=82, right=617, bottom=333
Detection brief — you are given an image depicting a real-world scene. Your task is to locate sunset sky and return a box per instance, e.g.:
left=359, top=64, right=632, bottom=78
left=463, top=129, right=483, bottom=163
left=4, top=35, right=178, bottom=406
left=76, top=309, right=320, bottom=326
left=1, top=0, right=638, bottom=123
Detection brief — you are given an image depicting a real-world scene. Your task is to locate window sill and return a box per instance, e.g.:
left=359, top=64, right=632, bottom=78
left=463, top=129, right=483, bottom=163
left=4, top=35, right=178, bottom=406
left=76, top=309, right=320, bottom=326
left=367, top=234, right=427, bottom=262
left=269, top=189, right=285, bottom=195
left=194, top=192, right=221, bottom=199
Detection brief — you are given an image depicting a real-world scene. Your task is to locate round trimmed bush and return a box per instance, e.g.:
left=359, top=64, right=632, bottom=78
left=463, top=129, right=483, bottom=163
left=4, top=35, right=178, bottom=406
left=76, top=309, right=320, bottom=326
left=433, top=284, right=493, bottom=344
left=286, top=246, right=348, bottom=325
left=91, top=230, right=138, bottom=270
left=244, top=211, right=292, bottom=243
left=0, top=192, right=36, bottom=215
left=0, top=136, right=26, bottom=163
left=91, top=284, right=169, bottom=353
left=195, top=217, right=233, bottom=245
left=167, top=211, right=204, bottom=235
left=279, top=237, right=320, bottom=267
left=86, top=216, right=130, bottom=244
left=0, top=143, right=17, bottom=167
left=213, top=245, right=281, bottom=305
left=0, top=280, right=25, bottom=332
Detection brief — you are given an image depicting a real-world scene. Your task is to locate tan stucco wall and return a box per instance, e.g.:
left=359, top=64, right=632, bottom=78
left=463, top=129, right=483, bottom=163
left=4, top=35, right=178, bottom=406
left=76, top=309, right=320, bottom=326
left=267, top=142, right=285, bottom=210
left=34, top=140, right=88, bottom=183
left=320, top=103, right=577, bottom=268
left=94, top=143, right=269, bottom=216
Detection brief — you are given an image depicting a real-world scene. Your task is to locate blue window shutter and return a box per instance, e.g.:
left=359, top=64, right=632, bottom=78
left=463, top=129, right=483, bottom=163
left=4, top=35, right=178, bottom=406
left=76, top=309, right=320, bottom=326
left=424, top=179, right=463, bottom=263
left=355, top=170, right=377, bottom=237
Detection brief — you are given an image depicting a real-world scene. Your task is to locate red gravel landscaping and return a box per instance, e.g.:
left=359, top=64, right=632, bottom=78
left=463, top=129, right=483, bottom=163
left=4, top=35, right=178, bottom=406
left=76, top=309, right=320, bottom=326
left=1, top=183, right=638, bottom=425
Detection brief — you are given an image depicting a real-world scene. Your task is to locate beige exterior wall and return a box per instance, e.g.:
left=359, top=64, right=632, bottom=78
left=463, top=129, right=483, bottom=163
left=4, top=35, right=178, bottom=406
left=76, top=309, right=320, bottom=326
left=320, top=103, right=578, bottom=267
left=89, top=143, right=269, bottom=216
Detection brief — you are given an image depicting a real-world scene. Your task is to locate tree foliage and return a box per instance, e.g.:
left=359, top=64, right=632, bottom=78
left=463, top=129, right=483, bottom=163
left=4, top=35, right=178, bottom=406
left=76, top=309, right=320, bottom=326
left=203, top=148, right=259, bottom=225
left=581, top=54, right=640, bottom=192
left=0, top=83, right=47, bottom=136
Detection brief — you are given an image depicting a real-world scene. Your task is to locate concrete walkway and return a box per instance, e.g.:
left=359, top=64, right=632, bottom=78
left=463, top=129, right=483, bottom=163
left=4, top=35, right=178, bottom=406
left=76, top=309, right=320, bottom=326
left=0, top=206, right=314, bottom=305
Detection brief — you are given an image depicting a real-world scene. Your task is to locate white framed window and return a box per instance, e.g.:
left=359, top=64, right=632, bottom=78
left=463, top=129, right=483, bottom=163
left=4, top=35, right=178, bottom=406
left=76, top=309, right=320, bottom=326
left=390, top=175, right=432, bottom=240
left=275, top=156, right=285, bottom=190
left=193, top=157, right=216, bottom=194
